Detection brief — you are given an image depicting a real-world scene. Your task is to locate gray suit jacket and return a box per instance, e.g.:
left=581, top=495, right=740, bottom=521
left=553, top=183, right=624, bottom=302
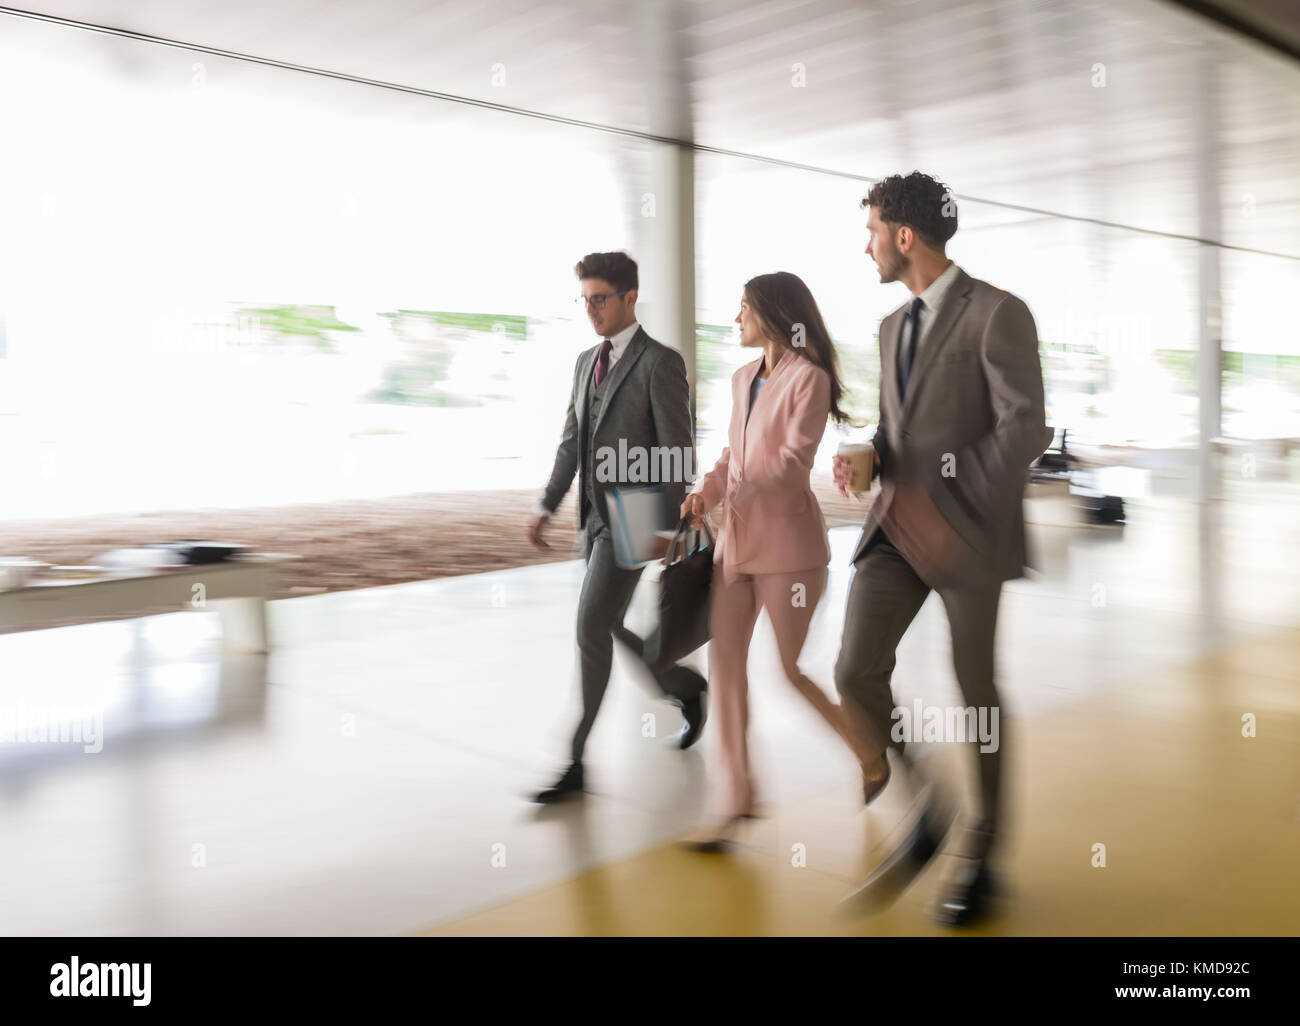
left=853, top=268, right=1053, bottom=582
left=542, top=326, right=695, bottom=543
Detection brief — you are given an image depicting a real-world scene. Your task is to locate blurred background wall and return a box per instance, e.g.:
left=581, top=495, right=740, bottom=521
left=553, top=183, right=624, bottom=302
left=0, top=0, right=1295, bottom=551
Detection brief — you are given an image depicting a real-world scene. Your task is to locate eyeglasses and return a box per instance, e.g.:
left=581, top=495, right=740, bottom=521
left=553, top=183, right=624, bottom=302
left=575, top=290, right=630, bottom=310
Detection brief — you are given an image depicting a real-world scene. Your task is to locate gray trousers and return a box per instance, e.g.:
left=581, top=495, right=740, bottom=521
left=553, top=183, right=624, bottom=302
left=833, top=531, right=1005, bottom=858
left=570, top=517, right=705, bottom=763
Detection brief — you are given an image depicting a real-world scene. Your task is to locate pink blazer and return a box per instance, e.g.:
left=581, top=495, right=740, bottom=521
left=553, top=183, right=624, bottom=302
left=692, top=347, right=832, bottom=580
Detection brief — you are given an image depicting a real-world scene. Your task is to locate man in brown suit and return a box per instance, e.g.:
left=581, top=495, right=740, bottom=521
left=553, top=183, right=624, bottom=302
left=832, top=172, right=1052, bottom=926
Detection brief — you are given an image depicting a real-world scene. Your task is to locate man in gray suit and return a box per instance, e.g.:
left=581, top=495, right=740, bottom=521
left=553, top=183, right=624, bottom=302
left=832, top=173, right=1052, bottom=925
left=527, top=251, right=706, bottom=803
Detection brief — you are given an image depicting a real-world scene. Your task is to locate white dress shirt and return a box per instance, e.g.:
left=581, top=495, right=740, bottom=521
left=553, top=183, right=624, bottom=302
left=602, top=320, right=639, bottom=367
left=908, top=260, right=962, bottom=353
left=535, top=321, right=640, bottom=518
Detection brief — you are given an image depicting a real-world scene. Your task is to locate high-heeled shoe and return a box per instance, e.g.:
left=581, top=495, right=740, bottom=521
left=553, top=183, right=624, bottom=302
left=679, top=812, right=761, bottom=854
left=861, top=755, right=891, bottom=806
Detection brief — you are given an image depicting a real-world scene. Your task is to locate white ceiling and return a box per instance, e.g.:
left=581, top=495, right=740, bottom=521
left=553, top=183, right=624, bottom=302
left=5, top=0, right=1299, bottom=256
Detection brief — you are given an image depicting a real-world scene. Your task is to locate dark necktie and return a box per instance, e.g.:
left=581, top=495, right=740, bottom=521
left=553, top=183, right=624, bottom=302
left=898, top=296, right=923, bottom=400
left=593, top=338, right=613, bottom=389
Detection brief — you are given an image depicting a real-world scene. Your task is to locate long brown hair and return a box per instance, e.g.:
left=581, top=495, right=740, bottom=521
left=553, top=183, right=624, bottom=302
left=743, top=271, right=849, bottom=424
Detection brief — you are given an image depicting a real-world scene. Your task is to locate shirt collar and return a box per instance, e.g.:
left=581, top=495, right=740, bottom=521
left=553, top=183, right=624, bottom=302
left=916, top=261, right=962, bottom=314
left=605, top=320, right=640, bottom=354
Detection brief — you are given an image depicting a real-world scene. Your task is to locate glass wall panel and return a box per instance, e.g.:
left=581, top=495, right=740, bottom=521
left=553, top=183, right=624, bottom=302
left=0, top=16, right=644, bottom=520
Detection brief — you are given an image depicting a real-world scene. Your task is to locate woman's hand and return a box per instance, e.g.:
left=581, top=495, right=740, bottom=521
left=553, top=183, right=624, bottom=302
left=832, top=454, right=852, bottom=498
left=680, top=492, right=706, bottom=528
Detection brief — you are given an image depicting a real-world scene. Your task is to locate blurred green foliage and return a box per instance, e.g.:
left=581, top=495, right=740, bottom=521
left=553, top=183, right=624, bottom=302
left=381, top=310, right=527, bottom=341
left=368, top=310, right=527, bottom=406
left=1154, top=348, right=1300, bottom=395
left=235, top=304, right=360, bottom=350
left=835, top=335, right=878, bottom=429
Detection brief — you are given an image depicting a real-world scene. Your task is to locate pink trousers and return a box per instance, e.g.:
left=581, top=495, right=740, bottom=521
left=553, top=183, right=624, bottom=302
left=707, top=560, right=829, bottom=816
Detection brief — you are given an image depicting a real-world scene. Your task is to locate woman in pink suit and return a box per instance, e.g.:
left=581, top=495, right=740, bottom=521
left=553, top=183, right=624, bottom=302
left=680, top=272, right=883, bottom=851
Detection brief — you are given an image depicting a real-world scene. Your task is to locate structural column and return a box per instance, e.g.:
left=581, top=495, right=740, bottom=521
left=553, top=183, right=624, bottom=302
left=1194, top=46, right=1223, bottom=503
left=627, top=0, right=697, bottom=425
left=630, top=144, right=696, bottom=416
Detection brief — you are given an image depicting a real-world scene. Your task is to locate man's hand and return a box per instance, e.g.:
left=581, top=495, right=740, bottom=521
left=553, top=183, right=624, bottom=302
left=833, top=449, right=882, bottom=498
left=526, top=513, right=551, bottom=551
left=877, top=479, right=966, bottom=584
left=832, top=454, right=852, bottom=498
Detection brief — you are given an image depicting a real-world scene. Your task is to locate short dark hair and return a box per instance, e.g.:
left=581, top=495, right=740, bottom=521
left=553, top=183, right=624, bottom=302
left=574, top=251, right=638, bottom=293
left=860, top=172, right=957, bottom=251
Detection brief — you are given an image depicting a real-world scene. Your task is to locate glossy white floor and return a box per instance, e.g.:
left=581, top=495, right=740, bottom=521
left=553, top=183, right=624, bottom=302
left=1, top=479, right=1296, bottom=935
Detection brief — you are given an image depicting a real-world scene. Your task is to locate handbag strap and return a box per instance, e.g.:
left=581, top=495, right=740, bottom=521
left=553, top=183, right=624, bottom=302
left=665, top=514, right=715, bottom=566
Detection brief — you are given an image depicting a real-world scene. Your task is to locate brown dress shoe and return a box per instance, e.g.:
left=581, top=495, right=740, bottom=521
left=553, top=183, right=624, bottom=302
left=861, top=755, right=891, bottom=806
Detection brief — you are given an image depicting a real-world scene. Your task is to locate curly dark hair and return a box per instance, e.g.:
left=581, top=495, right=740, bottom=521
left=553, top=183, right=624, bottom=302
left=574, top=251, right=638, bottom=293
left=860, top=172, right=958, bottom=251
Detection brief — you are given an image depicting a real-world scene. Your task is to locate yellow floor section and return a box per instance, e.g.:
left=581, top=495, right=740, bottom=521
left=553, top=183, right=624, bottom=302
left=424, top=627, right=1300, bottom=936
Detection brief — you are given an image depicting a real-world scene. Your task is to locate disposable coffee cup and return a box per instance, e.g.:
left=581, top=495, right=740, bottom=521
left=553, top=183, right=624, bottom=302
left=837, top=441, right=875, bottom=494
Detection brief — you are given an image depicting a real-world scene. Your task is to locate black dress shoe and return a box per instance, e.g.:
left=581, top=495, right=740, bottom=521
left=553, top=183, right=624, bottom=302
left=658, top=665, right=707, bottom=749
left=839, top=796, right=955, bottom=915
left=932, top=858, right=994, bottom=927
left=531, top=762, right=584, bottom=804
left=677, top=688, right=707, bottom=750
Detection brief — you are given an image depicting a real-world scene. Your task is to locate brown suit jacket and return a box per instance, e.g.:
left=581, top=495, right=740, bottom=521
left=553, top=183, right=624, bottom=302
left=852, top=267, right=1053, bottom=583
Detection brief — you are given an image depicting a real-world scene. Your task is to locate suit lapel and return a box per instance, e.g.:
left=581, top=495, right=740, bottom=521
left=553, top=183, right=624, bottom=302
left=877, top=308, right=905, bottom=430
left=592, top=327, right=647, bottom=436
left=901, top=271, right=971, bottom=421
left=741, top=348, right=801, bottom=461
left=739, top=356, right=762, bottom=462
left=740, top=349, right=781, bottom=459
left=577, top=345, right=597, bottom=438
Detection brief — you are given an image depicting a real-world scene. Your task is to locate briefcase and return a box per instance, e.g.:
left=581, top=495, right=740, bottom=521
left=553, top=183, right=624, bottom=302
left=643, top=515, right=714, bottom=668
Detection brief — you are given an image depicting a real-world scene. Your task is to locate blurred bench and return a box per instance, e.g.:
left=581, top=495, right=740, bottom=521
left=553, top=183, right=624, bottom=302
left=0, top=554, right=298, bottom=651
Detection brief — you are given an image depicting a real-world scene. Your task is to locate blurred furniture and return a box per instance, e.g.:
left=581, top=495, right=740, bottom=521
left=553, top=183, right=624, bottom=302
left=0, top=554, right=297, bottom=651
left=1027, top=427, right=1128, bottom=526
